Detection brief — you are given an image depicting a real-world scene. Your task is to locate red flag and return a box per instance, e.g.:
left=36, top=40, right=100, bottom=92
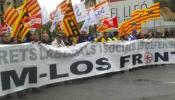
left=24, top=13, right=42, bottom=29
left=102, top=16, right=118, bottom=28
left=29, top=14, right=42, bottom=29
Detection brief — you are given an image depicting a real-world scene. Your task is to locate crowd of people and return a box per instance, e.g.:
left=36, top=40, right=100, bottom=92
left=0, top=29, right=175, bottom=99
left=1, top=29, right=175, bottom=47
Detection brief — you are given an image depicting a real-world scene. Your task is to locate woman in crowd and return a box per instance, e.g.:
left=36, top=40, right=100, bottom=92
left=0, top=33, right=27, bottom=99
left=41, top=30, right=52, bottom=45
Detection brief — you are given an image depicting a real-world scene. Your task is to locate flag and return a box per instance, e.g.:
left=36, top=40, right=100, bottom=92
left=71, top=0, right=88, bottom=22
left=125, top=21, right=141, bottom=34
left=16, top=5, right=30, bottom=23
left=119, top=19, right=141, bottom=36
left=102, top=16, right=118, bottom=28
left=94, top=0, right=110, bottom=21
left=29, top=13, right=42, bottom=29
left=57, top=0, right=67, bottom=13
left=57, top=0, right=80, bottom=37
left=118, top=3, right=160, bottom=36
left=141, top=2, right=160, bottom=21
left=97, top=25, right=109, bottom=33
left=80, top=8, right=97, bottom=33
left=41, top=7, right=50, bottom=24
left=17, top=0, right=42, bottom=29
left=97, top=25, right=117, bottom=33
left=97, top=16, right=118, bottom=33
left=118, top=21, right=128, bottom=36
left=50, top=10, right=56, bottom=21
left=50, top=9, right=64, bottom=32
left=17, top=23, right=30, bottom=41
left=11, top=0, right=30, bottom=40
left=130, top=9, right=145, bottom=24
left=4, top=7, right=19, bottom=27
left=119, top=11, right=148, bottom=36
left=130, top=3, right=160, bottom=24
left=26, top=0, right=41, bottom=16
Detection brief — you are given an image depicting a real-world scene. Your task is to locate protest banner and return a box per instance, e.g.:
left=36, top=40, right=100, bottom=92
left=0, top=39, right=175, bottom=96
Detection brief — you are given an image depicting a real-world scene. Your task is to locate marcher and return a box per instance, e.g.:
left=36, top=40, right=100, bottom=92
left=63, top=36, right=73, bottom=46
left=100, top=32, right=112, bottom=43
left=0, top=33, right=27, bottom=99
left=77, top=31, right=93, bottom=43
left=112, top=31, right=119, bottom=41
left=51, top=34, right=66, bottom=48
left=29, top=31, right=40, bottom=42
left=128, top=30, right=137, bottom=41
left=1, top=33, right=11, bottom=44
left=41, top=31, right=51, bottom=44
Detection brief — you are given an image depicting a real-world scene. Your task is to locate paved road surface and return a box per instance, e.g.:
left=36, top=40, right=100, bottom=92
left=1, top=65, right=175, bottom=100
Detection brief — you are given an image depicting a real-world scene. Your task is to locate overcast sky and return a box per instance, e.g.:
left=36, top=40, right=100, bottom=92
left=38, top=0, right=63, bottom=13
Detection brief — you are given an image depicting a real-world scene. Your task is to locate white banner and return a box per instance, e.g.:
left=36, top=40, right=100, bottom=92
left=72, top=0, right=88, bottom=22
left=1, top=39, right=175, bottom=96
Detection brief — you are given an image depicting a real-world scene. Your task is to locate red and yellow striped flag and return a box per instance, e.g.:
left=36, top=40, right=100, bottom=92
left=131, top=3, right=160, bottom=24
left=118, top=21, right=129, bottom=37
left=125, top=21, right=141, bottom=34
left=130, top=9, right=145, bottom=24
left=119, top=19, right=141, bottom=36
left=57, top=0, right=67, bottom=13
left=11, top=0, right=30, bottom=40
left=4, top=7, right=19, bottom=27
left=145, top=2, right=160, bottom=20
left=17, top=23, right=30, bottom=41
left=57, top=0, right=80, bottom=37
left=118, top=3, right=160, bottom=37
left=27, top=0, right=41, bottom=16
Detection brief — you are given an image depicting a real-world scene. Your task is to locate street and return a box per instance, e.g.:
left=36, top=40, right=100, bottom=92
left=2, top=65, right=175, bottom=100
